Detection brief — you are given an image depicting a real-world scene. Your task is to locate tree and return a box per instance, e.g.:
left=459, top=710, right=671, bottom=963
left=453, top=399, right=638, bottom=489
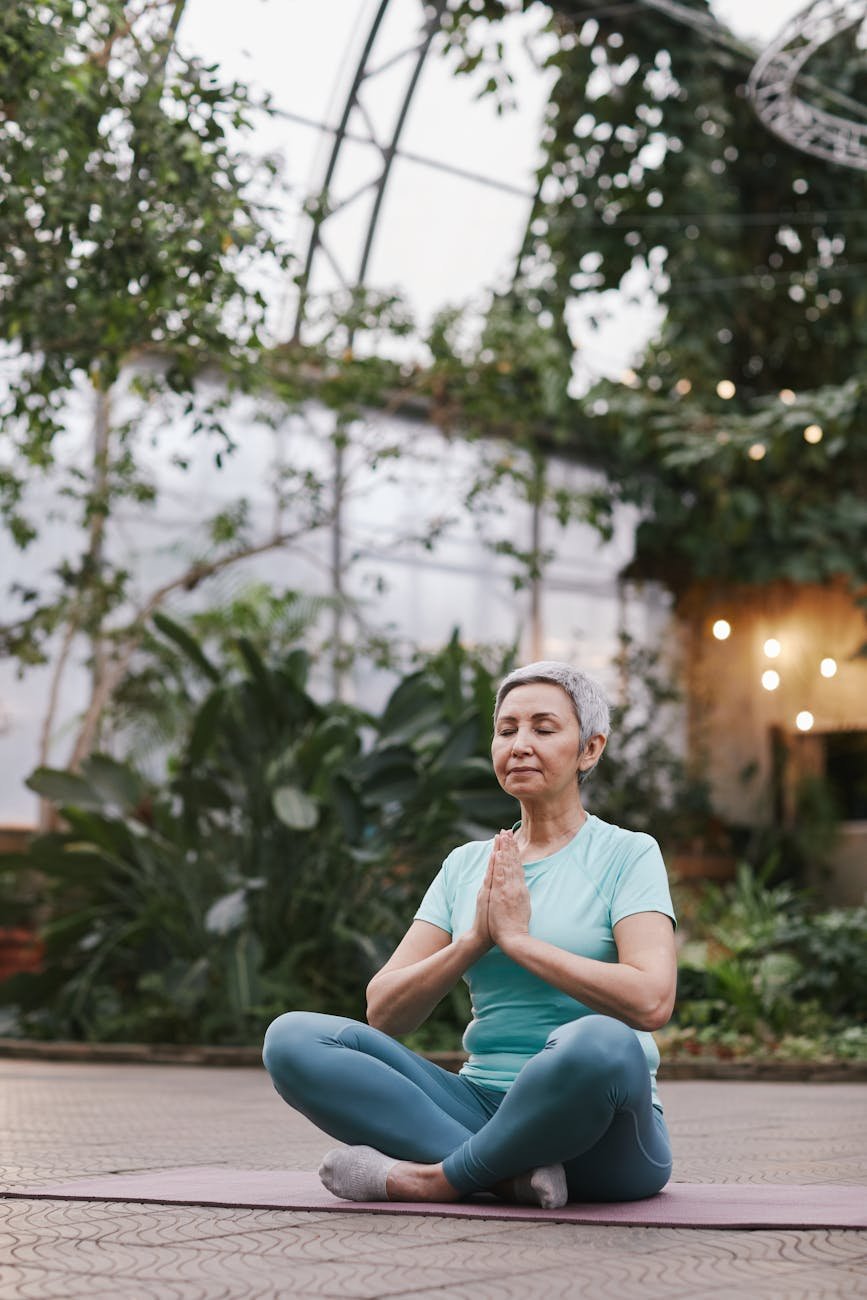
left=439, top=1, right=867, bottom=595
left=0, top=5, right=605, bottom=796
left=0, top=1, right=329, bottom=789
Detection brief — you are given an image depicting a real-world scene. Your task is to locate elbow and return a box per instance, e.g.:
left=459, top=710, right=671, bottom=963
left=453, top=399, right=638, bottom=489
left=366, top=1004, right=390, bottom=1034
left=365, top=981, right=386, bottom=1033
left=634, top=989, right=676, bottom=1033
left=365, top=980, right=399, bottom=1036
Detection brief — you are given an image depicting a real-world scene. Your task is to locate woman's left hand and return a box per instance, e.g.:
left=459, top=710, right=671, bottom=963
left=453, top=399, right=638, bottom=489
left=488, top=830, right=531, bottom=947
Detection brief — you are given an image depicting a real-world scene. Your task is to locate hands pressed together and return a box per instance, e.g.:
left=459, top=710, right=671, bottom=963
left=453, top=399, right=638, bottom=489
left=471, top=829, right=531, bottom=954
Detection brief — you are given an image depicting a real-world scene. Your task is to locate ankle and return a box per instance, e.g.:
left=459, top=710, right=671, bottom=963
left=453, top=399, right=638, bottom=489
left=387, top=1160, right=458, bottom=1203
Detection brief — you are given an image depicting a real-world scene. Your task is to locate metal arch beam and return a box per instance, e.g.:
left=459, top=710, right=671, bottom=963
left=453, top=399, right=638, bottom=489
left=748, top=1, right=867, bottom=171
left=290, top=0, right=448, bottom=344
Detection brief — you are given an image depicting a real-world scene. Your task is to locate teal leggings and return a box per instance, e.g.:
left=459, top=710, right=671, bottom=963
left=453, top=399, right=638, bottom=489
left=262, top=1011, right=672, bottom=1201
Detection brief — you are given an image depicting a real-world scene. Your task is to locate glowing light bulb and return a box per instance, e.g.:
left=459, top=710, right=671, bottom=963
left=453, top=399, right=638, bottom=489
left=675, top=378, right=692, bottom=395
left=748, top=443, right=767, bottom=460
left=779, top=389, right=796, bottom=405
left=764, top=638, right=781, bottom=658
left=762, top=670, right=780, bottom=691
left=820, top=658, right=837, bottom=678
left=804, top=424, right=823, bottom=444
left=712, top=619, right=731, bottom=641
left=716, top=379, right=736, bottom=399
left=796, top=711, right=814, bottom=732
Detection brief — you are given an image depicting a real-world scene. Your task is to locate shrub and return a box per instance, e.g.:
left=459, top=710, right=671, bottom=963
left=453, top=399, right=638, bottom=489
left=0, top=625, right=515, bottom=1043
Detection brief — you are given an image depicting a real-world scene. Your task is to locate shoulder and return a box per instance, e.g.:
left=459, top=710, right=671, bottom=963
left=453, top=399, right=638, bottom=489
left=442, top=838, right=493, bottom=875
left=585, top=815, right=661, bottom=865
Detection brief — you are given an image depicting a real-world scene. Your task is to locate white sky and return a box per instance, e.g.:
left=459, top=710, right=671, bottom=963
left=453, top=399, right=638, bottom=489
left=174, top=0, right=810, bottom=380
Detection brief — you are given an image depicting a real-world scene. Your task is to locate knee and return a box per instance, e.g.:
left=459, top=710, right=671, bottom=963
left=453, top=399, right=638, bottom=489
left=544, top=1015, right=641, bottom=1084
left=262, top=1010, right=322, bottom=1084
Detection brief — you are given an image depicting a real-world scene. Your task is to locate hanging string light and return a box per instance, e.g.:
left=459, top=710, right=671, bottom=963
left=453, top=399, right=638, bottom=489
left=712, top=619, right=731, bottom=640
left=820, top=657, right=838, bottom=677
left=779, top=389, right=797, bottom=405
left=762, top=669, right=781, bottom=691
left=675, top=378, right=692, bottom=395
left=716, top=379, right=736, bottom=399
left=804, top=424, right=824, bottom=443
left=748, top=443, right=767, bottom=460
left=764, top=638, right=781, bottom=658
left=796, top=711, right=814, bottom=731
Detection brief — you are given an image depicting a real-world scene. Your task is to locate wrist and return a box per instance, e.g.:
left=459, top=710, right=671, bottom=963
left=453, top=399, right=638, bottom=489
left=457, top=930, right=489, bottom=963
left=496, top=927, right=530, bottom=958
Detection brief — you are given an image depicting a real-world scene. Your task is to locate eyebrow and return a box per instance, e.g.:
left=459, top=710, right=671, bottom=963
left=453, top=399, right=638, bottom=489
left=497, top=711, right=563, bottom=724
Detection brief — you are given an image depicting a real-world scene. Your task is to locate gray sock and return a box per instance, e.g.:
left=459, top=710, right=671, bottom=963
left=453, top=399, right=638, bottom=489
left=507, top=1163, right=568, bottom=1210
left=318, top=1145, right=398, bottom=1202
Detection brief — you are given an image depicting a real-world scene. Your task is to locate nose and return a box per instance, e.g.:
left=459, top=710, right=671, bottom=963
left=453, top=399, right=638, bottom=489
left=511, top=729, right=534, bottom=754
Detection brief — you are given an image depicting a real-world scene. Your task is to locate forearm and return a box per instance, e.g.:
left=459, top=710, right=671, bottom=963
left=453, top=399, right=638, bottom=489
left=366, top=932, right=485, bottom=1037
left=500, top=933, right=674, bottom=1031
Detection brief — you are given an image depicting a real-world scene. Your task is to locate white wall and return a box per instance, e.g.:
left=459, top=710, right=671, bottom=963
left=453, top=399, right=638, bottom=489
left=0, top=391, right=670, bottom=825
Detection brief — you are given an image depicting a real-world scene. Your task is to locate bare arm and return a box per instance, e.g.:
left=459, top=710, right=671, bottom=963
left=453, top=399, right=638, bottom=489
left=366, top=849, right=495, bottom=1037
left=488, top=831, right=677, bottom=1031
left=365, top=922, right=485, bottom=1037
left=499, top=913, right=677, bottom=1031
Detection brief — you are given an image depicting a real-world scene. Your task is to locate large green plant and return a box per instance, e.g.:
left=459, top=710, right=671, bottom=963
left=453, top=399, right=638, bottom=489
left=0, top=622, right=515, bottom=1043
left=674, top=862, right=867, bottom=1049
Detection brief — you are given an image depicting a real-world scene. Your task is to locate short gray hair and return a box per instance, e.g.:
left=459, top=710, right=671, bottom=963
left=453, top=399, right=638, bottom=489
left=494, top=661, right=611, bottom=786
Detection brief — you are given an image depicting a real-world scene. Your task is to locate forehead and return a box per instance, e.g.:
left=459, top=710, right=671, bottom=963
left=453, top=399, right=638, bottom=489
left=497, top=681, right=576, bottom=720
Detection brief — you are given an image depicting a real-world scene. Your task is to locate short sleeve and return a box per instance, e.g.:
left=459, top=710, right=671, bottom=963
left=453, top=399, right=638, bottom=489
left=413, top=854, right=454, bottom=935
left=610, top=835, right=677, bottom=929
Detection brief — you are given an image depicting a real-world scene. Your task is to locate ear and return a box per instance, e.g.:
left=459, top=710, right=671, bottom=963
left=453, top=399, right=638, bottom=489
left=578, top=733, right=607, bottom=774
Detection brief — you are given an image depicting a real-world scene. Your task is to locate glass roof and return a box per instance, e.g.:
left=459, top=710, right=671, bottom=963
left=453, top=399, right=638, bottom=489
left=176, top=0, right=808, bottom=379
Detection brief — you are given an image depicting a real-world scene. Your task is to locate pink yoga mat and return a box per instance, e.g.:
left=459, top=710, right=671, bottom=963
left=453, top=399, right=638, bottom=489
left=7, top=1168, right=866, bottom=1229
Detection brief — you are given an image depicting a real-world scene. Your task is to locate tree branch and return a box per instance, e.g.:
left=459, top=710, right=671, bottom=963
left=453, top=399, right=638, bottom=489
left=65, top=514, right=334, bottom=770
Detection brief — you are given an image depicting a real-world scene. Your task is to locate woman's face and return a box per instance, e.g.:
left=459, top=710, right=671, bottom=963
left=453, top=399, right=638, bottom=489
left=491, top=682, right=584, bottom=801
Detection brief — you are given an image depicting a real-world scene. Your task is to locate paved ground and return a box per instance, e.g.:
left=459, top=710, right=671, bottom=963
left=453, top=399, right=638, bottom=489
left=1, top=1060, right=865, bottom=1298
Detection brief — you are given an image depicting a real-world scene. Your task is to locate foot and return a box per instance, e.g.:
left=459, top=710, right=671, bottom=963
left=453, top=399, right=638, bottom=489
left=318, top=1146, right=459, bottom=1203
left=492, top=1163, right=568, bottom=1210
left=318, top=1145, right=396, bottom=1201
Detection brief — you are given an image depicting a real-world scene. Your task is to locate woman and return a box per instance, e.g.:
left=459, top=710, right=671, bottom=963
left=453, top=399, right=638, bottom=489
left=263, top=661, right=678, bottom=1208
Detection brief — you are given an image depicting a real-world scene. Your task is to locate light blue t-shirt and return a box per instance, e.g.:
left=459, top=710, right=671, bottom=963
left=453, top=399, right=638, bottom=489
left=414, top=814, right=676, bottom=1108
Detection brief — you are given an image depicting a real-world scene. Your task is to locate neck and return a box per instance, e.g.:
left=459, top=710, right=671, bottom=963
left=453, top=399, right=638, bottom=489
left=515, top=797, right=587, bottom=853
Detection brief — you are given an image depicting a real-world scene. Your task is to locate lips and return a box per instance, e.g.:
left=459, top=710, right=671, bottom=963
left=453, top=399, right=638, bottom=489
left=509, top=767, right=540, bottom=775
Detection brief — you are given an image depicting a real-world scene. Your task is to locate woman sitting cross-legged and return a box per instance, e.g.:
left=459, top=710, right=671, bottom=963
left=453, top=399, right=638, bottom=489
left=262, top=661, right=678, bottom=1208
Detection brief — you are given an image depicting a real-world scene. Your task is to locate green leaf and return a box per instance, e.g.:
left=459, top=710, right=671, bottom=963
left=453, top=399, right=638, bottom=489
left=153, top=612, right=220, bottom=682
left=272, top=785, right=320, bottom=830
left=187, top=689, right=226, bottom=767
left=328, top=774, right=364, bottom=844
left=26, top=768, right=101, bottom=808
left=80, top=754, right=145, bottom=810
left=430, top=713, right=480, bottom=769
left=379, top=673, right=442, bottom=740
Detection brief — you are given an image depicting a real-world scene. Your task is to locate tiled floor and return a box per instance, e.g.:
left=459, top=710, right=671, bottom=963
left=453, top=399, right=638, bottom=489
left=1, top=1061, right=865, bottom=1298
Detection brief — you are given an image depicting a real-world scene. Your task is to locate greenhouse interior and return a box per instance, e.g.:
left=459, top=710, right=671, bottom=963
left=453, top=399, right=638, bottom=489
left=0, top=0, right=865, bottom=1070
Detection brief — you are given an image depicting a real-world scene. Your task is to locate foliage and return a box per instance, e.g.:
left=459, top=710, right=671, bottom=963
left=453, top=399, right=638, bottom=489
left=438, top=1, right=867, bottom=594
left=0, top=0, right=284, bottom=507
left=0, top=624, right=516, bottom=1043
left=673, top=861, right=867, bottom=1055
left=587, top=631, right=714, bottom=847
left=104, top=585, right=337, bottom=770
left=0, top=0, right=325, bottom=774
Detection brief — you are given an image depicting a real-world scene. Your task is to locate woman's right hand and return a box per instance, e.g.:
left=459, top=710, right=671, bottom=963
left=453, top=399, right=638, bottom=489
left=467, top=840, right=496, bottom=956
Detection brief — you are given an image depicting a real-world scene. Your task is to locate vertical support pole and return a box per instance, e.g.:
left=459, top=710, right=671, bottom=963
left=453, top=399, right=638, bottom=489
left=330, top=429, right=346, bottom=698
left=528, top=454, right=545, bottom=661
